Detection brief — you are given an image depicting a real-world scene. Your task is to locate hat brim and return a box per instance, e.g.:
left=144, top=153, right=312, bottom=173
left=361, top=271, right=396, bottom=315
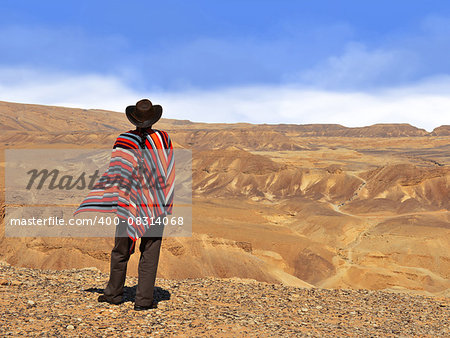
left=125, top=105, right=162, bottom=128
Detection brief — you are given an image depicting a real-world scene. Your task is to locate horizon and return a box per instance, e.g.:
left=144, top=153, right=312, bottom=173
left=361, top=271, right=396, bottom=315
left=4, top=99, right=449, bottom=132
left=3, top=99, right=448, bottom=132
left=1, top=1, right=450, bottom=131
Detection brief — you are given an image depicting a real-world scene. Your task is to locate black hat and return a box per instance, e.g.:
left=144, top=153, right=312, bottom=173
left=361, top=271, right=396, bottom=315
left=125, top=99, right=163, bottom=128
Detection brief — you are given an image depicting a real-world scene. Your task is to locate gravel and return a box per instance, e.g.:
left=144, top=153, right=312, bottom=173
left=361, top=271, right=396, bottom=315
left=0, top=261, right=448, bottom=337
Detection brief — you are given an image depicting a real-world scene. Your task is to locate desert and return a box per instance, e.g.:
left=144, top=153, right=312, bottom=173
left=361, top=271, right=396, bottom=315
left=1, top=100, right=448, bottom=294
left=0, top=100, right=449, bottom=335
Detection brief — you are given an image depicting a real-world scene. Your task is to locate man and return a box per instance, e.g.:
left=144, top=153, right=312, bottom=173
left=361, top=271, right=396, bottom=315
left=73, top=99, right=175, bottom=311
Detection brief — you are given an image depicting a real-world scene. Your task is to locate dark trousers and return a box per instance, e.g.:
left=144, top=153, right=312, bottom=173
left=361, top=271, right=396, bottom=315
left=103, top=219, right=163, bottom=306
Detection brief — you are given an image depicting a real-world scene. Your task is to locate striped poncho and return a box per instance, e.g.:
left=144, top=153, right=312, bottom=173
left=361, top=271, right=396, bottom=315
left=73, top=128, right=174, bottom=254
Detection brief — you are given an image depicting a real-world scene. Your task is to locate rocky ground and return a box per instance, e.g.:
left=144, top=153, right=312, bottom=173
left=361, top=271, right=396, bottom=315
left=0, top=261, right=448, bottom=337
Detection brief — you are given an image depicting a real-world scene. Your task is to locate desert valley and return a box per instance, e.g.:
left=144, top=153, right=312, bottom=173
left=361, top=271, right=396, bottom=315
left=0, top=100, right=449, bottom=297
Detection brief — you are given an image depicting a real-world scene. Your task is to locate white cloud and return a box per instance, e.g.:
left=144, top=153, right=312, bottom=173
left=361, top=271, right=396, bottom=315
left=295, top=42, right=418, bottom=88
left=159, top=84, right=450, bottom=131
left=1, top=67, right=449, bottom=132
left=0, top=68, right=144, bottom=111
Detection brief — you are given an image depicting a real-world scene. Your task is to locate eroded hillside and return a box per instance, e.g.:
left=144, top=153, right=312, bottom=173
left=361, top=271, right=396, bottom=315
left=0, top=101, right=449, bottom=296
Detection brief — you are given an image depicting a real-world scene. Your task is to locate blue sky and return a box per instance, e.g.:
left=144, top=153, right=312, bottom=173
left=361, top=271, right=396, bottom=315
left=1, top=1, right=450, bottom=129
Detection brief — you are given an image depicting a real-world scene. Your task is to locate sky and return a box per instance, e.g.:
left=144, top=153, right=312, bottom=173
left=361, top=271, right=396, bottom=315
left=1, top=1, right=450, bottom=130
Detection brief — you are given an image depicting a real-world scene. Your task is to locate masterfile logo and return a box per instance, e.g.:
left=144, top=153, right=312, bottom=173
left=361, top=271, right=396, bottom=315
left=4, top=148, right=192, bottom=238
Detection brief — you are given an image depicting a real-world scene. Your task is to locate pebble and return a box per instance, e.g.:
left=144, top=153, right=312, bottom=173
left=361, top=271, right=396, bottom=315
left=0, top=264, right=448, bottom=336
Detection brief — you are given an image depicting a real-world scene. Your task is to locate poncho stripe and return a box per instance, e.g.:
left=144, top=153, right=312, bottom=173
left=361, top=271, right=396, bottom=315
left=73, top=128, right=174, bottom=254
